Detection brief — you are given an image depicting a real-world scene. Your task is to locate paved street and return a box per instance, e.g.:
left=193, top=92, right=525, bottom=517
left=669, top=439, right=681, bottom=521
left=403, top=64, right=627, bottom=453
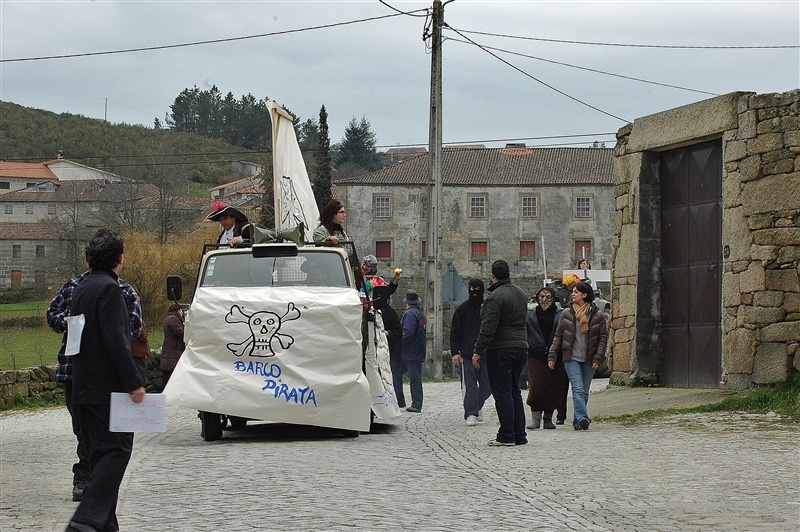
left=1, top=381, right=798, bottom=531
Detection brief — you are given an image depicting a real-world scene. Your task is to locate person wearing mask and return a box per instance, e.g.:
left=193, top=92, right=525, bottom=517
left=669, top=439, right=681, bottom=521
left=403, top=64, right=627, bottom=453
left=525, top=286, right=564, bottom=430
left=450, top=278, right=490, bottom=426
left=206, top=201, right=248, bottom=245
left=472, top=260, right=529, bottom=446
left=401, top=289, right=426, bottom=413
left=159, top=303, right=185, bottom=390
left=548, top=281, right=608, bottom=431
left=380, top=304, right=405, bottom=408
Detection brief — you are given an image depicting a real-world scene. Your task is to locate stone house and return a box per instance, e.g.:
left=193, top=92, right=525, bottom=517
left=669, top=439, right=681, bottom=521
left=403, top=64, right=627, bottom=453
left=610, top=90, right=799, bottom=389
left=0, top=161, right=58, bottom=193
left=333, top=145, right=615, bottom=296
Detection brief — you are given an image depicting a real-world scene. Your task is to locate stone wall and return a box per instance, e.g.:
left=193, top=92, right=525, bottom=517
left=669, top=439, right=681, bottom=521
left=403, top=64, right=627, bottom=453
left=0, top=358, right=165, bottom=407
left=611, top=90, right=800, bottom=388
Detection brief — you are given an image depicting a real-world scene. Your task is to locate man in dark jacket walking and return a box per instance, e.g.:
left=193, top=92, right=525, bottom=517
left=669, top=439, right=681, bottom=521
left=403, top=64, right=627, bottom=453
left=401, top=289, right=426, bottom=413
left=473, top=260, right=529, bottom=446
left=66, top=229, right=145, bottom=532
left=450, top=278, right=490, bottom=426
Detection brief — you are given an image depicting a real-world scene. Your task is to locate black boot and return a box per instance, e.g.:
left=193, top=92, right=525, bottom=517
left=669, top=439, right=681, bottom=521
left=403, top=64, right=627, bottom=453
left=542, top=413, right=556, bottom=429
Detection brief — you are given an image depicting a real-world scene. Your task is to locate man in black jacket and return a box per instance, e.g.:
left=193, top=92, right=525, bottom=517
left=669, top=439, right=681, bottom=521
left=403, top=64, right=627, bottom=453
left=450, top=278, right=490, bottom=426
left=67, top=229, right=145, bottom=532
left=472, top=260, right=529, bottom=446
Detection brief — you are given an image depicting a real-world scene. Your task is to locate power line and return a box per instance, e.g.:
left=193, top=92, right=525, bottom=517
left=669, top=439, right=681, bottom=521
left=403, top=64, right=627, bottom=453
left=0, top=11, right=424, bottom=63
left=453, top=29, right=800, bottom=49
left=445, top=37, right=719, bottom=96
left=445, top=25, right=632, bottom=124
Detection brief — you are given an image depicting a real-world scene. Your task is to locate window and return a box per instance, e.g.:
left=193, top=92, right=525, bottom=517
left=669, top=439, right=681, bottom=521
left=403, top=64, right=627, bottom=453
left=575, top=240, right=593, bottom=260
left=575, top=196, right=592, bottom=218
left=36, top=245, right=45, bottom=258
left=520, top=241, right=536, bottom=259
left=4, top=204, right=12, bottom=215
left=91, top=203, right=101, bottom=212
left=469, top=196, right=486, bottom=218
left=421, top=240, right=427, bottom=257
left=48, top=204, right=57, bottom=216
left=25, top=204, right=34, bottom=215
left=421, top=196, right=428, bottom=219
left=26, top=182, right=37, bottom=188
left=375, top=241, right=392, bottom=259
left=12, top=244, right=22, bottom=258
left=0, top=181, right=9, bottom=190
left=374, top=196, right=391, bottom=219
left=521, top=196, right=538, bottom=218
left=471, top=241, right=488, bottom=260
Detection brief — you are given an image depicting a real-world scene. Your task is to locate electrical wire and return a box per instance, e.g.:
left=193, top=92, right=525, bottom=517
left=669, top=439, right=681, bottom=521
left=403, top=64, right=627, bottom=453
left=445, top=37, right=718, bottom=96
left=453, top=29, right=800, bottom=49
left=445, top=25, right=632, bottom=124
left=0, top=11, right=425, bottom=63
left=379, top=0, right=429, bottom=18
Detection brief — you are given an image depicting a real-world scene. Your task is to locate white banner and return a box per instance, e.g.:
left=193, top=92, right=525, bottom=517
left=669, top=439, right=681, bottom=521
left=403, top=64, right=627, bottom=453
left=268, top=101, right=320, bottom=241
left=365, top=310, right=402, bottom=420
left=164, top=286, right=372, bottom=432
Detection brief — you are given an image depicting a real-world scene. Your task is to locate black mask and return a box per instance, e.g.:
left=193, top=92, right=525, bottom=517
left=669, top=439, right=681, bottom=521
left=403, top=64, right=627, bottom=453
left=468, top=280, right=484, bottom=303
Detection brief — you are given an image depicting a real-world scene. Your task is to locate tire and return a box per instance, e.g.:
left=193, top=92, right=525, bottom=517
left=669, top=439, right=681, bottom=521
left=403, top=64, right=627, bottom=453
left=341, top=429, right=360, bottom=438
left=229, top=416, right=248, bottom=431
left=199, top=411, right=224, bottom=441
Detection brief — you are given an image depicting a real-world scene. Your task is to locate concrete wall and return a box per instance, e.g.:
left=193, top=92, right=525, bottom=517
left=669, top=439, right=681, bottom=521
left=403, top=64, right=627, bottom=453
left=611, top=90, right=800, bottom=388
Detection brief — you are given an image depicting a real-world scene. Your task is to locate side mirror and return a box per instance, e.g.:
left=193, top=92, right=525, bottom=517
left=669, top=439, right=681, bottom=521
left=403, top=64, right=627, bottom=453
left=166, top=275, right=183, bottom=303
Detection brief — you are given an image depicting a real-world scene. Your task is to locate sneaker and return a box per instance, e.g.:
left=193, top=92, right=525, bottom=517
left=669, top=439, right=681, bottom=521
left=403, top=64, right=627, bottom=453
left=466, top=415, right=477, bottom=426
left=476, top=409, right=484, bottom=422
left=578, top=418, right=590, bottom=431
left=72, top=483, right=84, bottom=502
left=487, top=439, right=515, bottom=447
left=406, top=406, right=421, bottom=413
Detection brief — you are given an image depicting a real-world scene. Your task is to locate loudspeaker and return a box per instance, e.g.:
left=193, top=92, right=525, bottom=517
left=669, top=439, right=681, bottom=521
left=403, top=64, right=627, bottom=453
left=243, top=223, right=305, bottom=246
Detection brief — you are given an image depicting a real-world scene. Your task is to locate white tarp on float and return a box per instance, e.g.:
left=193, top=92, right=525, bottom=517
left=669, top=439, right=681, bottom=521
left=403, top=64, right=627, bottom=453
left=164, top=285, right=373, bottom=432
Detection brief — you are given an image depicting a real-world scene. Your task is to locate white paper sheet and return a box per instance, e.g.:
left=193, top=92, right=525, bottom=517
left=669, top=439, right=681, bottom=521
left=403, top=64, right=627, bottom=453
left=109, top=392, right=166, bottom=433
left=64, top=314, right=85, bottom=356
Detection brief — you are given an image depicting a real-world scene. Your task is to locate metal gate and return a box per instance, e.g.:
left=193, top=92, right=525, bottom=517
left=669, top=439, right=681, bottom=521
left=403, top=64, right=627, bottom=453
left=659, top=139, right=722, bottom=388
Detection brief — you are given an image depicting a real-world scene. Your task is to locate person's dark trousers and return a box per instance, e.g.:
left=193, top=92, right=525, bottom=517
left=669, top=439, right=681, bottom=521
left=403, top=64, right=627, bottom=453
left=63, top=381, right=90, bottom=486
left=486, top=348, right=527, bottom=444
left=404, top=360, right=423, bottom=411
left=70, top=404, right=133, bottom=532
left=390, top=358, right=406, bottom=408
left=557, top=370, right=569, bottom=422
left=462, top=358, right=491, bottom=419
left=160, top=371, right=172, bottom=392
left=519, top=359, right=529, bottom=389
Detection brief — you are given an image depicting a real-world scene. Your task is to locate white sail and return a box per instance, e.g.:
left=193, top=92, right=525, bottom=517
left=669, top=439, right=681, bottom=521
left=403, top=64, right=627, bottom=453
left=268, top=101, right=320, bottom=241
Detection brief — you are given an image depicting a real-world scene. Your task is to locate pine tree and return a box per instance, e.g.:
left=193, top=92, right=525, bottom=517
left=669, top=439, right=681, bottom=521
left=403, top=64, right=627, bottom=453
left=315, top=105, right=333, bottom=208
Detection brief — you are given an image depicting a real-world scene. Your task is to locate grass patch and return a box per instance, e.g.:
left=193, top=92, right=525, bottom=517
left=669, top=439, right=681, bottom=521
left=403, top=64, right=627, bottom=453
left=602, top=376, right=800, bottom=424
left=0, top=326, right=165, bottom=371
left=0, top=300, right=51, bottom=318
left=0, top=392, right=65, bottom=412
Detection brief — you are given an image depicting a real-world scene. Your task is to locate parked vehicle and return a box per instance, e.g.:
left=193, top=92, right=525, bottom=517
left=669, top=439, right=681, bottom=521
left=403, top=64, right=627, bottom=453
left=163, top=241, right=401, bottom=441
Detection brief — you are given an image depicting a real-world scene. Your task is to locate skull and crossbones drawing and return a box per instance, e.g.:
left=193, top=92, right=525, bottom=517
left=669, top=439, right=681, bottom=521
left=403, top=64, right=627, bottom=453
left=225, top=303, right=301, bottom=357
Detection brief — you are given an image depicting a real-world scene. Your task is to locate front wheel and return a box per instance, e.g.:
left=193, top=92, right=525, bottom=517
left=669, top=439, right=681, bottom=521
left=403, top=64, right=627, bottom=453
left=199, top=411, right=224, bottom=441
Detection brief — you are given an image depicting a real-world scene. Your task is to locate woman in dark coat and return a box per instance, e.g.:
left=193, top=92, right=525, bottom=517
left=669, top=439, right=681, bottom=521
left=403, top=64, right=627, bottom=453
left=159, top=303, right=185, bottom=390
left=548, top=281, right=608, bottom=431
left=525, top=286, right=564, bottom=429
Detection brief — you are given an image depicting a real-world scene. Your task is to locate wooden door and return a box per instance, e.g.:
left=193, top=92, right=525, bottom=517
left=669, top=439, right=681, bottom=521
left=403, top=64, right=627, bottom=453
left=660, top=139, right=722, bottom=388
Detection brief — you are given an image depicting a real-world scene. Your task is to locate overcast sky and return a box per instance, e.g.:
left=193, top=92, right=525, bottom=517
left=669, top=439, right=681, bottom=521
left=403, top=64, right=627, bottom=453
left=1, top=0, right=798, bottom=154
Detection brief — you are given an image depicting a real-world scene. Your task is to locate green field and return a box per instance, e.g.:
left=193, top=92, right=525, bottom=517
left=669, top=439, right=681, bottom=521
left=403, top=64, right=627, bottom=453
left=1, top=299, right=165, bottom=370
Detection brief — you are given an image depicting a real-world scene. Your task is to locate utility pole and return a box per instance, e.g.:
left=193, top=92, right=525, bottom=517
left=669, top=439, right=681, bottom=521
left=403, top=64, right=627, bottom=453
left=425, top=0, right=445, bottom=379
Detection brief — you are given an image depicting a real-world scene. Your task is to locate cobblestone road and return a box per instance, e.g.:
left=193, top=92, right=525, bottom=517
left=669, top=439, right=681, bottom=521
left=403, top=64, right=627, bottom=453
left=2, top=381, right=798, bottom=531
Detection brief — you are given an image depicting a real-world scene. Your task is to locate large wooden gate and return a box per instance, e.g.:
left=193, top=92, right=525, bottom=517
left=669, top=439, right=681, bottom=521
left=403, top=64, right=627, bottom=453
left=659, top=139, right=722, bottom=388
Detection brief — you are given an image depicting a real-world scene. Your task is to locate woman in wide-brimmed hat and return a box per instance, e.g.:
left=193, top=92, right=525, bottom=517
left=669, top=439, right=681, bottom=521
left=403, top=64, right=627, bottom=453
left=206, top=201, right=248, bottom=245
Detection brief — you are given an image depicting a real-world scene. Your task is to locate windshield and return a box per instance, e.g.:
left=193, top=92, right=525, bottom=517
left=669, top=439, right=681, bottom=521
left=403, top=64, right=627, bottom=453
left=200, top=249, right=350, bottom=288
